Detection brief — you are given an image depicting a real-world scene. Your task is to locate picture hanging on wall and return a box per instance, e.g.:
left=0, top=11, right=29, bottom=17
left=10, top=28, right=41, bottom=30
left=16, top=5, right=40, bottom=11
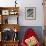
left=25, top=7, right=36, bottom=20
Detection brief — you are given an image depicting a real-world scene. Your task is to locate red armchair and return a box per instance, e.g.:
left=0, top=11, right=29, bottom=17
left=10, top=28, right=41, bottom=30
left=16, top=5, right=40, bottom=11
left=21, top=28, right=41, bottom=46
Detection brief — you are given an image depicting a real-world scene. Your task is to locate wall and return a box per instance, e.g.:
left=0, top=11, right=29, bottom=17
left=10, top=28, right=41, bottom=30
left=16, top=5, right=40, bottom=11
left=0, top=0, right=44, bottom=26
left=18, top=0, right=44, bottom=26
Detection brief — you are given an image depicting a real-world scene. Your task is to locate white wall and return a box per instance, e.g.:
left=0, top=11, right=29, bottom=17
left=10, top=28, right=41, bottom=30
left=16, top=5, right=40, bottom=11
left=0, top=0, right=15, bottom=7
left=18, top=0, right=44, bottom=26
left=0, top=0, right=44, bottom=26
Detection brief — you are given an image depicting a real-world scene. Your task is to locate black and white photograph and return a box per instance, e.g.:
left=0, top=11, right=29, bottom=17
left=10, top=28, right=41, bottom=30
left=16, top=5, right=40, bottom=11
left=25, top=7, right=36, bottom=20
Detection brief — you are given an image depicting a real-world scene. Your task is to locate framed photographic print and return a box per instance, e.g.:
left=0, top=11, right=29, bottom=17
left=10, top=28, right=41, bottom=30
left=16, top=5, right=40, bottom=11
left=2, top=10, right=9, bottom=15
left=25, top=7, right=36, bottom=20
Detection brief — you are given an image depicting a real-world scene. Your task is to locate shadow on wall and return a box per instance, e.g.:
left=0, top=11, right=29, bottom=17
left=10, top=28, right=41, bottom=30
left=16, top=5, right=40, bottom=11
left=18, top=26, right=44, bottom=44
